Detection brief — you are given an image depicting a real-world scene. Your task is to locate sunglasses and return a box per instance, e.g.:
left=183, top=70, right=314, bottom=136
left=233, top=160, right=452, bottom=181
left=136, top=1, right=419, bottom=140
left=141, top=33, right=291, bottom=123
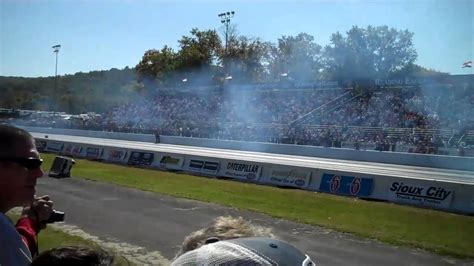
left=0, top=157, right=43, bottom=170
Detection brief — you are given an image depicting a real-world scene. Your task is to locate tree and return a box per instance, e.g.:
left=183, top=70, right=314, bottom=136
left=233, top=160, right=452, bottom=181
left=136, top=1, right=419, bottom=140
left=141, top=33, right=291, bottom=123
left=268, top=33, right=323, bottom=82
left=225, top=36, right=272, bottom=82
left=135, top=46, right=177, bottom=85
left=323, top=25, right=417, bottom=80
left=176, top=28, right=222, bottom=71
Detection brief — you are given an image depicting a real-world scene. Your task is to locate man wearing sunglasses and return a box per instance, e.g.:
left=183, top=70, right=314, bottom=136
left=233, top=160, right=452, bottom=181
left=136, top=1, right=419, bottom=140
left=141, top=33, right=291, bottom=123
left=0, top=124, right=55, bottom=265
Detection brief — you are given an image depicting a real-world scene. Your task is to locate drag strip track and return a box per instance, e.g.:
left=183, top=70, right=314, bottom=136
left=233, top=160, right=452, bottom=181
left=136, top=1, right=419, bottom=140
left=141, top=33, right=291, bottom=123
left=36, top=177, right=469, bottom=266
left=31, top=132, right=474, bottom=265
left=32, top=133, right=474, bottom=184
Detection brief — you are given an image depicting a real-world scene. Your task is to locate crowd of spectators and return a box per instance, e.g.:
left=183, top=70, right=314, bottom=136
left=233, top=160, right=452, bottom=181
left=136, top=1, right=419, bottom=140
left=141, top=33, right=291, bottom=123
left=5, top=82, right=473, bottom=154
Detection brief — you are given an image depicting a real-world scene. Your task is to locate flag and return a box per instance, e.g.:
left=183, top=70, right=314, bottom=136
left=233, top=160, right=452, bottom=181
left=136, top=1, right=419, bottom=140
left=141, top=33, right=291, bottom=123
left=462, top=61, right=472, bottom=68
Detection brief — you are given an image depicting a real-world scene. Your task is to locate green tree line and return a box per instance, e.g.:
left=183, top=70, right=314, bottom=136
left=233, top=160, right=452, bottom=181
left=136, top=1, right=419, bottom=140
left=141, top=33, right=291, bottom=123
left=0, top=25, right=444, bottom=113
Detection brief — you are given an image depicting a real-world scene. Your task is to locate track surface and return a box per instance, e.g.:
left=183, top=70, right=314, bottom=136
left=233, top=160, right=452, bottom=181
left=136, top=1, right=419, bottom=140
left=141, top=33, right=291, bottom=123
left=33, top=133, right=473, bottom=265
left=37, top=177, right=471, bottom=266
left=32, top=133, right=474, bottom=184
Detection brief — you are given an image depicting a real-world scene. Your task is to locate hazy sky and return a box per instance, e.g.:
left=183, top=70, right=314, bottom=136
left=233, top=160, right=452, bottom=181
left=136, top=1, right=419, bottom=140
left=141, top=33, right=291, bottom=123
left=1, top=0, right=472, bottom=77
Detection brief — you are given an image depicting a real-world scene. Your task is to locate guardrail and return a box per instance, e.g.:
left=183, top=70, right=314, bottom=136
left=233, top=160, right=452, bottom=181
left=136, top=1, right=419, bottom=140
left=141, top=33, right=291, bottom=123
left=20, top=126, right=474, bottom=171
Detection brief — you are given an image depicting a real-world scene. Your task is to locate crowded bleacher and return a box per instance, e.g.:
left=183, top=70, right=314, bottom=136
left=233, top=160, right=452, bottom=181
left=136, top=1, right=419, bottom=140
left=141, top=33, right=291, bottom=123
left=3, top=76, right=473, bottom=156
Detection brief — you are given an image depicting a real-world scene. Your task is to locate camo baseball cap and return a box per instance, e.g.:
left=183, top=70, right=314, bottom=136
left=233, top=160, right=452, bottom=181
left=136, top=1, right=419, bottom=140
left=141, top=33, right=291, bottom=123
left=171, top=237, right=315, bottom=265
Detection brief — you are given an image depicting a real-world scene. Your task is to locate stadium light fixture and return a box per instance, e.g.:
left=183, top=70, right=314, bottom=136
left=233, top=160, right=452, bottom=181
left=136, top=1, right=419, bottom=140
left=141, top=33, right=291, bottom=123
left=52, top=44, right=61, bottom=91
left=52, top=45, right=61, bottom=76
left=218, top=11, right=235, bottom=71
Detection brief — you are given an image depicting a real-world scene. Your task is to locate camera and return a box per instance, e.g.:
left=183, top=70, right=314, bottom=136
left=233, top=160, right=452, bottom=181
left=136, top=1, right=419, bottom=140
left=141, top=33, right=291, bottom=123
left=42, top=210, right=65, bottom=224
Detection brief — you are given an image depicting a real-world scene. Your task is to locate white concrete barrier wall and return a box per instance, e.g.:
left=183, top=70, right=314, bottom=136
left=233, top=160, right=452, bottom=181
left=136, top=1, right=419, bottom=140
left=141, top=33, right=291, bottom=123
left=35, top=138, right=474, bottom=215
left=22, top=126, right=474, bottom=171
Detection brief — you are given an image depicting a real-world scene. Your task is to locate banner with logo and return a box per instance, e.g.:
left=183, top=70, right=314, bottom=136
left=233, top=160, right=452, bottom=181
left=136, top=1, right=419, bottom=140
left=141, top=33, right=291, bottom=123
left=187, top=159, right=220, bottom=175
left=223, top=162, right=262, bottom=181
left=268, top=168, right=312, bottom=188
left=63, top=144, right=82, bottom=156
left=63, top=144, right=73, bottom=155
left=127, top=151, right=154, bottom=166
left=71, top=145, right=83, bottom=157
left=108, top=149, right=127, bottom=162
left=202, top=161, right=220, bottom=174
left=159, top=155, right=184, bottom=170
left=86, top=147, right=102, bottom=159
left=387, top=181, right=454, bottom=208
left=319, top=173, right=373, bottom=197
left=35, top=140, right=47, bottom=152
left=45, top=141, right=64, bottom=153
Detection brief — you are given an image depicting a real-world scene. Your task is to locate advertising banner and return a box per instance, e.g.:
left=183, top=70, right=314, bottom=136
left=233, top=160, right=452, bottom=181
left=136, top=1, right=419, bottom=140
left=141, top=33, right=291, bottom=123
left=63, top=144, right=82, bottom=156
left=35, top=140, right=47, bottom=152
left=159, top=155, right=184, bottom=170
left=387, top=181, right=454, bottom=208
left=71, top=145, right=83, bottom=157
left=319, top=173, right=373, bottom=197
left=223, top=162, right=262, bottom=181
left=202, top=161, right=220, bottom=174
left=187, top=159, right=220, bottom=175
left=108, top=150, right=127, bottom=162
left=268, top=168, right=312, bottom=188
left=86, top=147, right=102, bottom=159
left=45, top=141, right=63, bottom=153
left=63, top=144, right=73, bottom=155
left=127, top=151, right=154, bottom=166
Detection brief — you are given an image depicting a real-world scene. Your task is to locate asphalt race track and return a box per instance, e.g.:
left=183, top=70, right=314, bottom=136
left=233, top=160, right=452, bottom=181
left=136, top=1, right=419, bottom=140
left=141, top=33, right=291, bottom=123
left=37, top=177, right=470, bottom=266
left=33, top=133, right=474, bottom=265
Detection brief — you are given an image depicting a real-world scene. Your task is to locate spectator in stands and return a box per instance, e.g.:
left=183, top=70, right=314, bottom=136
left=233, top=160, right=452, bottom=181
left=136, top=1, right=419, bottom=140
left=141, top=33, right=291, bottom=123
left=7, top=82, right=473, bottom=154
left=0, top=124, right=54, bottom=265
left=32, top=246, right=115, bottom=266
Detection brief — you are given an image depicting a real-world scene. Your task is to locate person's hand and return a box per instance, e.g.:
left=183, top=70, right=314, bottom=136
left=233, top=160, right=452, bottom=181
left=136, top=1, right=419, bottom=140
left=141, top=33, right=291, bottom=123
left=22, top=195, right=54, bottom=228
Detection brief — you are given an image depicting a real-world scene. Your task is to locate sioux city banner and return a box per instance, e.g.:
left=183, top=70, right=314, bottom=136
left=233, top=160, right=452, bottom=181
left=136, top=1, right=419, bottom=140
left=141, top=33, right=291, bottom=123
left=45, top=141, right=63, bottom=152
left=223, top=162, right=262, bottom=181
left=187, top=159, right=220, bottom=175
left=319, top=173, right=373, bottom=197
left=159, top=155, right=184, bottom=170
left=268, top=168, right=312, bottom=188
left=127, top=151, right=154, bottom=166
left=108, top=150, right=127, bottom=162
left=387, top=181, right=454, bottom=208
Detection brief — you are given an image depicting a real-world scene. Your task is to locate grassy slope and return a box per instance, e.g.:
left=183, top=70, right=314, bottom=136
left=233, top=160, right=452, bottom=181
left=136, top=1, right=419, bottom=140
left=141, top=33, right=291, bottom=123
left=41, top=153, right=474, bottom=258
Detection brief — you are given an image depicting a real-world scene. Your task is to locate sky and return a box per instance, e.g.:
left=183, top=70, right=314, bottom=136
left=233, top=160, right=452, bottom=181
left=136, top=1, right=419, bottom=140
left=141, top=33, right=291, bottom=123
left=0, top=0, right=472, bottom=78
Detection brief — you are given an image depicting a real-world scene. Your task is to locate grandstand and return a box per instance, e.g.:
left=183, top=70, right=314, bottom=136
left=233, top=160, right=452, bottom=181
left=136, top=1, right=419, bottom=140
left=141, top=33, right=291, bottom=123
left=4, top=75, right=473, bottom=157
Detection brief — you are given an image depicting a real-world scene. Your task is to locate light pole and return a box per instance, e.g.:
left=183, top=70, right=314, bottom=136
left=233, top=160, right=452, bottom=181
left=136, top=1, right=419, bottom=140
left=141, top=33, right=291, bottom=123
left=52, top=44, right=61, bottom=114
left=52, top=44, right=61, bottom=90
left=218, top=11, right=235, bottom=70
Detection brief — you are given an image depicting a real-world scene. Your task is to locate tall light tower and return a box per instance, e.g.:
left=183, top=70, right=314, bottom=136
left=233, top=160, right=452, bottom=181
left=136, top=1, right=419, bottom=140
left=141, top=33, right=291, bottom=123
left=52, top=44, right=61, bottom=93
left=218, top=11, right=235, bottom=69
